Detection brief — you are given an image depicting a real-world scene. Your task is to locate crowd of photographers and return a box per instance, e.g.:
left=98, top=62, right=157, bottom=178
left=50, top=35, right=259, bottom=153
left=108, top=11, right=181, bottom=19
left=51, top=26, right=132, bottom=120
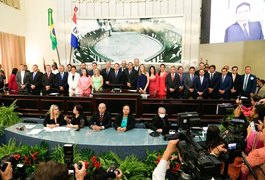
left=153, top=96, right=265, bottom=180
left=1, top=99, right=265, bottom=179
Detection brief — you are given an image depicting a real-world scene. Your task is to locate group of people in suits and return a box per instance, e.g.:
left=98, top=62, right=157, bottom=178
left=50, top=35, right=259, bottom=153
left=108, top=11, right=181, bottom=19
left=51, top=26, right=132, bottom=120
left=43, top=103, right=135, bottom=132
left=3, top=58, right=263, bottom=99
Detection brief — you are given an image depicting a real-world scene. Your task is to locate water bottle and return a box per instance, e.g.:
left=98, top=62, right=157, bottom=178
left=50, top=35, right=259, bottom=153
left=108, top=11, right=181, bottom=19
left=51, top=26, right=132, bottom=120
left=40, top=90, right=43, bottom=96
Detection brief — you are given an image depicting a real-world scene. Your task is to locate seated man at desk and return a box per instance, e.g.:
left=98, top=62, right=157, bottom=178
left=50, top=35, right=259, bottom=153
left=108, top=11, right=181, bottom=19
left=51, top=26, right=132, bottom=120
left=43, top=105, right=65, bottom=128
left=89, top=103, right=112, bottom=131
left=114, top=105, right=135, bottom=132
left=150, top=107, right=170, bottom=133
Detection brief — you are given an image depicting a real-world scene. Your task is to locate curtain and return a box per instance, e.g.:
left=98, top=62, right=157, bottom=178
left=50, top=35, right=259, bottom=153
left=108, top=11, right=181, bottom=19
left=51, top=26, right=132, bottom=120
left=0, top=32, right=26, bottom=81
left=0, top=0, right=20, bottom=9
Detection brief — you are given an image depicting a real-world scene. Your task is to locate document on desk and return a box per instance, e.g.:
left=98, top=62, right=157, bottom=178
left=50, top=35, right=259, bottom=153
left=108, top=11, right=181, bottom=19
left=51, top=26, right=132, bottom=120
left=43, top=127, right=71, bottom=132
left=27, top=129, right=43, bottom=135
left=25, top=125, right=36, bottom=129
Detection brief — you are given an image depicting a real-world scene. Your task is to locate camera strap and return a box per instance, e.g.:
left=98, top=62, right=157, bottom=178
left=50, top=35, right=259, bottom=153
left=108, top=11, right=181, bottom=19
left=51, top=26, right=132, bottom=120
left=257, top=163, right=265, bottom=177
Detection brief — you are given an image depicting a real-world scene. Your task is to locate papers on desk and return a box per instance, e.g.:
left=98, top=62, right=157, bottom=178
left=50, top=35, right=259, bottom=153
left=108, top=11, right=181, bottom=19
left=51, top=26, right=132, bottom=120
left=27, top=129, right=43, bottom=135
left=43, top=127, right=71, bottom=132
left=25, top=125, right=36, bottom=129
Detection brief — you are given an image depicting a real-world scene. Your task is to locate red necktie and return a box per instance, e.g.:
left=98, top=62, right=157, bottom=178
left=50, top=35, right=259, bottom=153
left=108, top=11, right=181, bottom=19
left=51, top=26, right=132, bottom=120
left=180, top=74, right=182, bottom=81
left=99, top=114, right=103, bottom=124
left=171, top=74, right=174, bottom=81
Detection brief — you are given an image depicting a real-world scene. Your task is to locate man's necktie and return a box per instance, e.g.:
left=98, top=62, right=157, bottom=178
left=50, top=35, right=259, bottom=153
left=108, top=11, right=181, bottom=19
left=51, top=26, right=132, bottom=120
left=99, top=114, right=103, bottom=125
left=243, top=23, right=249, bottom=39
left=171, top=74, right=174, bottom=81
left=243, top=74, right=249, bottom=91
left=33, top=73, right=36, bottom=80
left=210, top=73, right=213, bottom=80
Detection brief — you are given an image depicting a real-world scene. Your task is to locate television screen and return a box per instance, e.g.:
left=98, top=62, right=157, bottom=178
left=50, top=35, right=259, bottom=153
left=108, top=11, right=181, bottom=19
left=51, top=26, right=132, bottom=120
left=210, top=0, right=265, bottom=43
left=202, top=0, right=265, bottom=43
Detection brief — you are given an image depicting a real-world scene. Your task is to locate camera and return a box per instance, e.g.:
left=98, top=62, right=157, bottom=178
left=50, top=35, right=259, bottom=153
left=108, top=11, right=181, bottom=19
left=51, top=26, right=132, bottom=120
left=107, top=163, right=120, bottom=178
left=63, top=144, right=74, bottom=174
left=0, top=154, right=25, bottom=179
left=166, top=132, right=222, bottom=179
left=219, top=119, right=247, bottom=162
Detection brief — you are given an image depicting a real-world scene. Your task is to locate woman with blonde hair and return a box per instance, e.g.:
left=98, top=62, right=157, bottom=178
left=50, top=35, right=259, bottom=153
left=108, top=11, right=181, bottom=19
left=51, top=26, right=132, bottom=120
left=43, top=104, right=65, bottom=128
left=91, top=68, right=103, bottom=92
left=137, top=64, right=149, bottom=94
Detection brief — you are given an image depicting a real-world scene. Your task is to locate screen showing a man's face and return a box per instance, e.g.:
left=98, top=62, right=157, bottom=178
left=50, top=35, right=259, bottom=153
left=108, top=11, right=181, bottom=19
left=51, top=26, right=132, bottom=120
left=236, top=5, right=250, bottom=23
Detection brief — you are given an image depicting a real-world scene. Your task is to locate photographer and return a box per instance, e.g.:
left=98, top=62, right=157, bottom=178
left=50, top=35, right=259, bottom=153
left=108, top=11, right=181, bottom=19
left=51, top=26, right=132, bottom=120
left=152, top=140, right=226, bottom=180
left=92, top=167, right=123, bottom=180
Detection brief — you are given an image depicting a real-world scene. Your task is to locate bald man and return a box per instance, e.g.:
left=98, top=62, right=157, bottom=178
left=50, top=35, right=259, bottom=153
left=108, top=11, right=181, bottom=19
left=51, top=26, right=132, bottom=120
left=89, top=103, right=112, bottom=131
left=151, top=107, right=170, bottom=133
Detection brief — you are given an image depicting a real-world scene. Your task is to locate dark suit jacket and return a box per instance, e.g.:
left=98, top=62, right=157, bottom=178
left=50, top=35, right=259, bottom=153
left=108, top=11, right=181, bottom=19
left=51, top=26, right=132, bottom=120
left=231, top=73, right=242, bottom=92
left=184, top=74, right=198, bottom=94
left=218, top=75, right=232, bottom=93
left=16, top=71, right=30, bottom=91
left=113, top=114, right=135, bottom=131
left=151, top=115, right=170, bottom=131
left=109, top=70, right=124, bottom=87
left=101, top=68, right=114, bottom=89
left=42, top=73, right=56, bottom=92
left=208, top=72, right=220, bottom=91
left=224, top=21, right=264, bottom=42
left=29, top=71, right=43, bottom=94
left=195, top=70, right=209, bottom=78
left=165, top=73, right=180, bottom=91
left=194, top=76, right=209, bottom=94
left=55, top=72, right=69, bottom=92
left=241, top=74, right=257, bottom=94
left=124, top=69, right=138, bottom=90
left=88, top=111, right=112, bottom=129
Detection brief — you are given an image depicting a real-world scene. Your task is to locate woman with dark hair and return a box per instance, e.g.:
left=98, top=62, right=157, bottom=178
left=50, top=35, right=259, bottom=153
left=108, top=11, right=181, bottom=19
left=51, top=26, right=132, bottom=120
left=114, top=105, right=135, bottom=132
left=157, top=64, right=168, bottom=96
left=65, top=104, right=87, bottom=129
left=8, top=68, right=18, bottom=93
left=205, top=125, right=224, bottom=151
left=148, top=66, right=159, bottom=97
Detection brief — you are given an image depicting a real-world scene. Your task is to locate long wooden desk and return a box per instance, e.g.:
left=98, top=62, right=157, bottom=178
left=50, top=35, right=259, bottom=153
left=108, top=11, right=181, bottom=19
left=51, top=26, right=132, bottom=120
left=0, top=91, right=249, bottom=122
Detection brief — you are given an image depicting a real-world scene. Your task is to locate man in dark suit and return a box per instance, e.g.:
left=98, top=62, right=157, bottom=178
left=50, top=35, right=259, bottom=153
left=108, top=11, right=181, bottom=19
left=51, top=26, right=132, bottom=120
left=150, top=107, right=170, bottom=133
left=224, top=2, right=264, bottom=42
left=119, top=60, right=127, bottom=72
left=177, top=66, right=186, bottom=97
left=194, top=69, right=209, bottom=99
left=224, top=65, right=232, bottom=77
left=124, top=62, right=137, bottom=90
left=101, top=61, right=114, bottom=89
left=88, top=62, right=98, bottom=76
left=89, top=103, right=112, bottom=131
left=218, top=68, right=232, bottom=99
left=133, top=58, right=140, bottom=72
left=55, top=65, right=69, bottom=95
left=29, top=64, right=43, bottom=95
left=109, top=63, right=124, bottom=89
left=166, top=66, right=180, bottom=98
left=230, top=66, right=242, bottom=99
left=16, top=64, right=30, bottom=94
left=77, top=63, right=88, bottom=76
left=184, top=66, right=197, bottom=99
left=241, top=66, right=256, bottom=97
left=207, top=65, right=220, bottom=99
left=195, top=62, right=209, bottom=78
left=42, top=65, right=57, bottom=95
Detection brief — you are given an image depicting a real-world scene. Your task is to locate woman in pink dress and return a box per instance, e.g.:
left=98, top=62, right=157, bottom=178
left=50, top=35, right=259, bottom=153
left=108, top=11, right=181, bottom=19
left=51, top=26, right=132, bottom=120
left=157, top=64, right=168, bottom=96
left=148, top=66, right=159, bottom=97
left=78, top=69, right=92, bottom=95
left=8, top=68, right=18, bottom=93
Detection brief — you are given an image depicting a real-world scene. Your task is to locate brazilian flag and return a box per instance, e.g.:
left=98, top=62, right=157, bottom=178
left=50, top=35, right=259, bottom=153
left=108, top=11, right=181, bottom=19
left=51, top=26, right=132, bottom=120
left=48, top=8, right=58, bottom=50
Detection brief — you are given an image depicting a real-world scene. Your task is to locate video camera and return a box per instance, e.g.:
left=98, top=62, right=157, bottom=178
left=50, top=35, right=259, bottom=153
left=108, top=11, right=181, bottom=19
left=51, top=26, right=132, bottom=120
left=219, top=119, right=247, bottom=162
left=166, top=132, right=222, bottom=180
left=63, top=144, right=83, bottom=174
left=177, top=112, right=201, bottom=131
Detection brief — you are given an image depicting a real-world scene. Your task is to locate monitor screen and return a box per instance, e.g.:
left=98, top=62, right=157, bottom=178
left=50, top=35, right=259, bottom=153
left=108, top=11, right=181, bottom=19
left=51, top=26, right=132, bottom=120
left=201, top=0, right=265, bottom=43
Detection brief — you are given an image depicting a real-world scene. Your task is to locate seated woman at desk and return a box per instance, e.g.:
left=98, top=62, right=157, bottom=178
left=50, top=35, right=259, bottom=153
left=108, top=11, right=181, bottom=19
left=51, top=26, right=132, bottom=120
left=114, top=105, right=135, bottom=132
left=43, top=104, right=65, bottom=128
left=64, top=104, right=86, bottom=129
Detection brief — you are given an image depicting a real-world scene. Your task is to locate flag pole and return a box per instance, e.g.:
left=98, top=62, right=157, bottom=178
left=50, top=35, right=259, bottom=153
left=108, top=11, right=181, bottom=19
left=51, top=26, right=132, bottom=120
left=69, top=47, right=73, bottom=64
left=56, top=47, right=61, bottom=65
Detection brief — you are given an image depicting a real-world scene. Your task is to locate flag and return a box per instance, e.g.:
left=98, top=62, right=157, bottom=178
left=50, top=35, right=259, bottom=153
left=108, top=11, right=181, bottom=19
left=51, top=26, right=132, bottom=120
left=48, top=8, right=58, bottom=50
left=71, top=6, right=79, bottom=49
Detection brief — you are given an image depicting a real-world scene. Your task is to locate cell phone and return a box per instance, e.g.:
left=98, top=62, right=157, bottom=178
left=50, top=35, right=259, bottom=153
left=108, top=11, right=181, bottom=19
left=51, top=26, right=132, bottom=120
left=250, top=121, right=256, bottom=131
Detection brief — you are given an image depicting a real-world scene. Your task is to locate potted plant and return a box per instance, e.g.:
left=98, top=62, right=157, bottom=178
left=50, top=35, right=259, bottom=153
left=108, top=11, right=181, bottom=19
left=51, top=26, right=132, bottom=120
left=0, top=100, right=22, bottom=135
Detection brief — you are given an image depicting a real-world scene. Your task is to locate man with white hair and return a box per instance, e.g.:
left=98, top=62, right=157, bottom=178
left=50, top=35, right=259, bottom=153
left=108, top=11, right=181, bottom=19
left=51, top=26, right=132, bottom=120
left=150, top=107, right=170, bottom=133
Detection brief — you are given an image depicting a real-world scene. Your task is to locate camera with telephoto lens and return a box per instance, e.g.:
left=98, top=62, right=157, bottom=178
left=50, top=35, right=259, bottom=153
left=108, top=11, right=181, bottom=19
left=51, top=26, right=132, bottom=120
left=166, top=132, right=222, bottom=179
left=64, top=144, right=75, bottom=174
left=107, top=163, right=120, bottom=178
left=0, top=154, right=25, bottom=179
